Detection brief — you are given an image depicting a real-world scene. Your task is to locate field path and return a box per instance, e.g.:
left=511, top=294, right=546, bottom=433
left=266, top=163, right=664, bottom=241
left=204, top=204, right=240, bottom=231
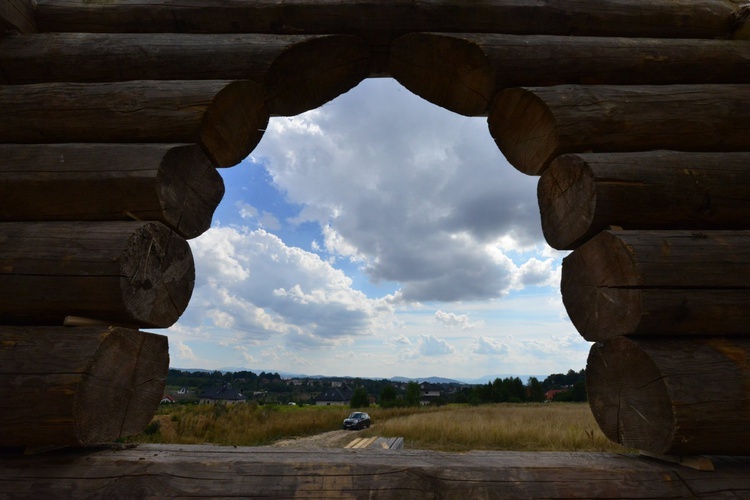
left=271, top=430, right=363, bottom=449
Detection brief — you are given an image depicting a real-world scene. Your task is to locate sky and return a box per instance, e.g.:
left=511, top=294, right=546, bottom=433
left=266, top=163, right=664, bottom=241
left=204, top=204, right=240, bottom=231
left=159, top=77, right=591, bottom=381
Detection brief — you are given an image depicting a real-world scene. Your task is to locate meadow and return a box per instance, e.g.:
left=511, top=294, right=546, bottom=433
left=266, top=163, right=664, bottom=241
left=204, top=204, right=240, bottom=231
left=130, top=402, right=628, bottom=453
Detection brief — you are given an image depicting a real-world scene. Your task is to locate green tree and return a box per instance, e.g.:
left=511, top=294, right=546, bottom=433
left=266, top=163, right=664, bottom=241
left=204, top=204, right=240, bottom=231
left=379, top=384, right=397, bottom=405
left=526, top=377, right=545, bottom=402
left=405, top=381, right=421, bottom=406
left=350, top=386, right=370, bottom=408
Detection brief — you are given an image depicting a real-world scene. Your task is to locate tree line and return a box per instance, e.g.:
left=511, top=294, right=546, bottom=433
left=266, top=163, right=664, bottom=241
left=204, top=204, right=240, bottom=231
left=166, top=368, right=587, bottom=406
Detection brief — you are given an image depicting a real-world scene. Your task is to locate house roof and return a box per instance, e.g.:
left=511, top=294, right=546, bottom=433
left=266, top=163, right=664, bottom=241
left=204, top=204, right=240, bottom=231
left=315, top=384, right=354, bottom=402
left=199, top=383, right=246, bottom=401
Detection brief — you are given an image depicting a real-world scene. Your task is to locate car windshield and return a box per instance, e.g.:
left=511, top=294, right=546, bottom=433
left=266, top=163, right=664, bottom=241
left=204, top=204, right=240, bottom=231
left=348, top=413, right=363, bottom=419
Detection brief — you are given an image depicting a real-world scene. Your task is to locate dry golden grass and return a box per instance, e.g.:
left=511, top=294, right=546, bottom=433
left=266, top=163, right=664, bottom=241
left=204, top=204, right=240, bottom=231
left=131, top=402, right=628, bottom=453
left=362, top=403, right=627, bottom=452
left=133, top=402, right=352, bottom=446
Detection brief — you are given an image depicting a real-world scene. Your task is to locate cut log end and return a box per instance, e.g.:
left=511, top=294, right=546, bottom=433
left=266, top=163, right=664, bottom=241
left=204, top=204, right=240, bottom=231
left=199, top=80, right=270, bottom=167
left=390, top=33, right=495, bottom=116
left=561, top=270, right=642, bottom=341
left=537, top=154, right=598, bottom=249
left=587, top=338, right=675, bottom=454
left=266, top=35, right=371, bottom=116
left=588, top=337, right=750, bottom=455
left=561, top=231, right=641, bottom=340
left=0, top=327, right=168, bottom=447
left=158, top=145, right=225, bottom=238
left=488, top=88, right=558, bottom=175
left=120, top=222, right=195, bottom=328
left=77, top=328, right=168, bottom=443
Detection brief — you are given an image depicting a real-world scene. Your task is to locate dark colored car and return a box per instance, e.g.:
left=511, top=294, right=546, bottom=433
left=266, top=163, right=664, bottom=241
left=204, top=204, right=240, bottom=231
left=343, top=411, right=371, bottom=430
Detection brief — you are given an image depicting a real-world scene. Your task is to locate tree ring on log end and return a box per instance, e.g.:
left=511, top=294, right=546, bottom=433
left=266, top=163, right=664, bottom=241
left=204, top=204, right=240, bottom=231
left=73, top=328, right=168, bottom=446
left=120, top=222, right=195, bottom=328
left=589, top=336, right=750, bottom=455
left=199, top=80, right=269, bottom=168
left=488, top=88, right=558, bottom=175
left=561, top=231, right=642, bottom=340
left=390, top=33, right=495, bottom=116
left=538, top=154, right=597, bottom=249
left=266, top=35, right=371, bottom=116
left=587, top=337, right=675, bottom=453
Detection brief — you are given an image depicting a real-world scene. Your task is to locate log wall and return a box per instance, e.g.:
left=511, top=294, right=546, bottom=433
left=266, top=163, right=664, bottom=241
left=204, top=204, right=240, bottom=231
left=2, top=0, right=750, bottom=483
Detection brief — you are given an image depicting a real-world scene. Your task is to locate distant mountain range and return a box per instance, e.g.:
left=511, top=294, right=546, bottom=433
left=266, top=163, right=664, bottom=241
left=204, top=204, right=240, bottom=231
left=174, top=367, right=546, bottom=385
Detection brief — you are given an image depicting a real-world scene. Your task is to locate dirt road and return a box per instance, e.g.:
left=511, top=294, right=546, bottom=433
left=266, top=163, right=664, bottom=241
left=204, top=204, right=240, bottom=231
left=271, top=430, right=363, bottom=449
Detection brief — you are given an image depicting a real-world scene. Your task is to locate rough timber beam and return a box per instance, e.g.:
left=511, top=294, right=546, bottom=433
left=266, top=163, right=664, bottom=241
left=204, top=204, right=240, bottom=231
left=1, top=446, right=750, bottom=497
left=34, top=0, right=740, bottom=40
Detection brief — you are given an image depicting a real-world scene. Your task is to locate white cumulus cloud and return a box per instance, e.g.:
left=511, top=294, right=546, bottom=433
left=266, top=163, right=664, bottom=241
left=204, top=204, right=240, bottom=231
left=435, top=310, right=484, bottom=330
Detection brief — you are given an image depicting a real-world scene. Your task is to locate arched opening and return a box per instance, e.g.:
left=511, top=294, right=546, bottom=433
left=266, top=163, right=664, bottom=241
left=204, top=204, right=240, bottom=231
left=166, top=78, right=584, bottom=381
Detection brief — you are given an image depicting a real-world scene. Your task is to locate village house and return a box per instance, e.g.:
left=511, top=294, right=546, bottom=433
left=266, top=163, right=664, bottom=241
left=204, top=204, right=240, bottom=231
left=199, top=383, right=246, bottom=405
left=314, top=382, right=354, bottom=406
left=419, top=382, right=441, bottom=405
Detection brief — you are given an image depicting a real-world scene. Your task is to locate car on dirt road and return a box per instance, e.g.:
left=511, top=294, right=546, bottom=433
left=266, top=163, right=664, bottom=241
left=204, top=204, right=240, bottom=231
left=343, top=411, right=371, bottom=430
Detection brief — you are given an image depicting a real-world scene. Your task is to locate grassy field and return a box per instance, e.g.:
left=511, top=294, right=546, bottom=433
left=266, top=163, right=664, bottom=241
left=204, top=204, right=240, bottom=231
left=129, top=403, right=628, bottom=453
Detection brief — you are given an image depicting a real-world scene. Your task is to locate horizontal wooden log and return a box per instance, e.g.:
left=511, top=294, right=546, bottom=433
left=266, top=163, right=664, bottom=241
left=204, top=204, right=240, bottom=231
left=561, top=230, right=750, bottom=341
left=0, top=326, right=167, bottom=447
left=538, top=152, right=750, bottom=250
left=0, top=80, right=268, bottom=168
left=2, top=446, right=750, bottom=497
left=0, top=0, right=37, bottom=34
left=0, top=144, right=224, bottom=239
left=0, top=221, right=194, bottom=328
left=391, top=33, right=750, bottom=116
left=588, top=336, right=750, bottom=455
left=0, top=33, right=371, bottom=116
left=488, top=84, right=750, bottom=175
left=34, top=0, right=740, bottom=42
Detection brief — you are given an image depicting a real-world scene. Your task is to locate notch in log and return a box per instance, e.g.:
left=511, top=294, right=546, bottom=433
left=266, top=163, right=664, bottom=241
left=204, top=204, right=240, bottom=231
left=0, top=326, right=168, bottom=447
left=0, top=221, right=194, bottom=328
left=538, top=152, right=750, bottom=250
left=0, top=144, right=224, bottom=239
left=488, top=84, right=750, bottom=175
left=0, top=33, right=371, bottom=116
left=561, top=230, right=750, bottom=341
left=588, top=336, right=750, bottom=455
left=391, top=33, right=750, bottom=116
left=0, top=80, right=269, bottom=168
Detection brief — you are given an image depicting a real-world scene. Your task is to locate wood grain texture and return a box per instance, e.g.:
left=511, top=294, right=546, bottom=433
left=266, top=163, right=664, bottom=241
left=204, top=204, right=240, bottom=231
left=561, top=230, right=750, bottom=340
left=0, top=144, right=224, bottom=239
left=0, top=80, right=269, bottom=168
left=0, top=221, right=194, bottom=328
left=0, top=327, right=168, bottom=447
left=538, top=152, right=750, bottom=249
left=489, top=84, right=750, bottom=175
left=391, top=33, right=750, bottom=116
left=0, top=0, right=37, bottom=34
left=588, top=336, right=750, bottom=455
left=34, top=0, right=738, bottom=41
left=0, top=33, right=371, bottom=116
left=2, top=445, right=750, bottom=498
